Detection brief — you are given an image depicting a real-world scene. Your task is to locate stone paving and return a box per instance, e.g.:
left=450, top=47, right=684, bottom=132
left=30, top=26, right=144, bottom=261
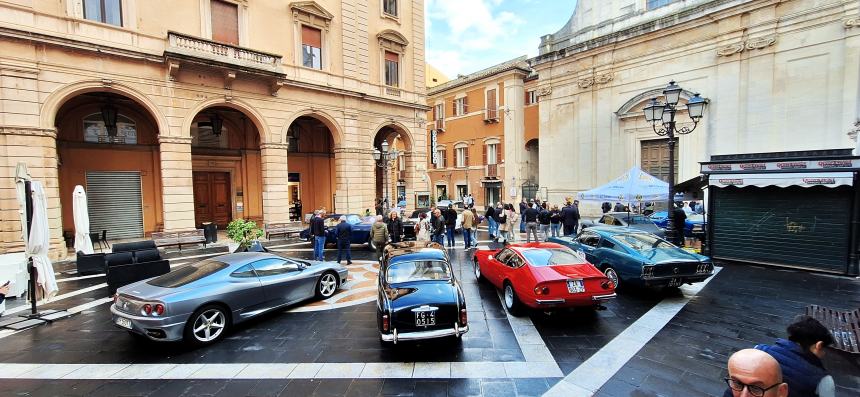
left=0, top=229, right=857, bottom=396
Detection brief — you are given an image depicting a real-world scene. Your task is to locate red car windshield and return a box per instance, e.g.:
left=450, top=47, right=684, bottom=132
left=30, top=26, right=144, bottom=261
left=521, top=248, right=585, bottom=267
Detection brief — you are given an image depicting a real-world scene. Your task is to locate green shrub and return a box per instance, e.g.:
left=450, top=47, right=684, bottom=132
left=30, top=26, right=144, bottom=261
left=226, top=219, right=263, bottom=249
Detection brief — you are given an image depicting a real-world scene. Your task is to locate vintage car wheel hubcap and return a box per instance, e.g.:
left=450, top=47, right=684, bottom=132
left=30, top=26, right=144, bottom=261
left=605, top=268, right=619, bottom=287
left=193, top=309, right=225, bottom=342
left=504, top=285, right=514, bottom=308
left=473, top=260, right=481, bottom=279
left=320, top=274, right=337, bottom=297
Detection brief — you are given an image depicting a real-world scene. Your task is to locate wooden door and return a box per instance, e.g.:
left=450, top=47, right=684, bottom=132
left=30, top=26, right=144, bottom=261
left=641, top=139, right=677, bottom=183
left=193, top=171, right=232, bottom=228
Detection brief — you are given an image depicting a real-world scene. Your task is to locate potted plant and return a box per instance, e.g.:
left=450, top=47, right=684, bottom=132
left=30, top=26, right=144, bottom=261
left=226, top=219, right=266, bottom=252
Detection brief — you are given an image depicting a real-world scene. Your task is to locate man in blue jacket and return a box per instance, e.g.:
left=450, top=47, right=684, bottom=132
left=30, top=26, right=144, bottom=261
left=335, top=216, right=353, bottom=265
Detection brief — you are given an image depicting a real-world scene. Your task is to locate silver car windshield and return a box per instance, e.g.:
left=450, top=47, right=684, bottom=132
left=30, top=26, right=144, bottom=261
left=148, top=260, right=228, bottom=288
left=386, top=260, right=451, bottom=284
left=614, top=233, right=673, bottom=252
left=521, top=248, right=585, bottom=267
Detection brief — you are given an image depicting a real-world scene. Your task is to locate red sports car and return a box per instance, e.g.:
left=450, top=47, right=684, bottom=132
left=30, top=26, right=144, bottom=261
left=472, top=242, right=616, bottom=314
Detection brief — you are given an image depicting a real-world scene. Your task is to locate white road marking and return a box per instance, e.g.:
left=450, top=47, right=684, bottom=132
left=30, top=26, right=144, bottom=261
left=0, top=297, right=114, bottom=340
left=56, top=274, right=105, bottom=283
left=543, top=268, right=722, bottom=396
left=3, top=283, right=107, bottom=316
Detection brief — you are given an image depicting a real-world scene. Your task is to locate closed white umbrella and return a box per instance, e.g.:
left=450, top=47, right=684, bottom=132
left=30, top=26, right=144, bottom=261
left=27, top=181, right=58, bottom=300
left=15, top=162, right=31, bottom=242
left=72, top=185, right=94, bottom=255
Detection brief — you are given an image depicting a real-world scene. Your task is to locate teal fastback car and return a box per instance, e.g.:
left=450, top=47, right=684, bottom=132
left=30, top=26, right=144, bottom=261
left=548, top=227, right=714, bottom=289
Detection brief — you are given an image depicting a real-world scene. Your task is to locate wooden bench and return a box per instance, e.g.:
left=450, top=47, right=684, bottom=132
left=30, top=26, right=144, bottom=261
left=152, top=230, right=207, bottom=251
left=265, top=221, right=304, bottom=240
left=806, top=305, right=860, bottom=354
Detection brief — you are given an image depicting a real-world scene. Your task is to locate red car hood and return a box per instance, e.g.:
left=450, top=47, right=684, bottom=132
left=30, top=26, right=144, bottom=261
left=529, top=263, right=605, bottom=282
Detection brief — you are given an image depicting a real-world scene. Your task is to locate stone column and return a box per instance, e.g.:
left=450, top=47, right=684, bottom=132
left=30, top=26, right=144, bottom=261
left=504, top=77, right=526, bottom=202
left=0, top=127, right=64, bottom=260
left=260, top=143, right=290, bottom=224
left=158, top=136, right=196, bottom=232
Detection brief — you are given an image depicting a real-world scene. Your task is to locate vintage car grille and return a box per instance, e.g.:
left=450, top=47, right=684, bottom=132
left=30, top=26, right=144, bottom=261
left=652, top=262, right=700, bottom=278
left=115, top=294, right=146, bottom=316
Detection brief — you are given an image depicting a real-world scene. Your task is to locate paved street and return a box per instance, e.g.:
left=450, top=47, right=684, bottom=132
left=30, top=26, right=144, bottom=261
left=0, top=229, right=857, bottom=396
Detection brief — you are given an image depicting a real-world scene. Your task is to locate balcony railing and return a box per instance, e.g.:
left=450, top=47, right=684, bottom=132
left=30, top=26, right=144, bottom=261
left=485, top=164, right=498, bottom=178
left=166, top=32, right=282, bottom=73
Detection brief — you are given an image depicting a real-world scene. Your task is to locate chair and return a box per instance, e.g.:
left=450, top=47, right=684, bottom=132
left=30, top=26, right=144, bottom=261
left=101, top=230, right=110, bottom=250
left=90, top=232, right=104, bottom=251
left=75, top=252, right=106, bottom=275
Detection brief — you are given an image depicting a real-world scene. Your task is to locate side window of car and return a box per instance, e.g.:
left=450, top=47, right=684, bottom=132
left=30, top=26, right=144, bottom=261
left=230, top=264, right=257, bottom=278
left=599, top=238, right=615, bottom=249
left=598, top=215, right=609, bottom=224
left=507, top=253, right=524, bottom=269
left=613, top=217, right=625, bottom=226
left=494, top=249, right=512, bottom=264
left=578, top=232, right=600, bottom=247
left=252, top=258, right=300, bottom=277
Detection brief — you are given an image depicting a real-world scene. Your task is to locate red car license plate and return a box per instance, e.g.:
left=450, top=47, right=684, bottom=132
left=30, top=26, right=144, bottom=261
left=567, top=280, right=585, bottom=294
left=415, top=311, right=436, bottom=326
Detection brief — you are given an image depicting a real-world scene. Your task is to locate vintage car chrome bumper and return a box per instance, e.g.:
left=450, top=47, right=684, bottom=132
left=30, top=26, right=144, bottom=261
left=381, top=323, right=469, bottom=344
left=591, top=293, right=617, bottom=301
left=110, top=304, right=187, bottom=342
left=535, top=292, right=617, bottom=306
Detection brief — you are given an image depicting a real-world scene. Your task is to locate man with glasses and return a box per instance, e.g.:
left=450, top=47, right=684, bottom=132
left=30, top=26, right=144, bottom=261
left=724, top=349, right=788, bottom=397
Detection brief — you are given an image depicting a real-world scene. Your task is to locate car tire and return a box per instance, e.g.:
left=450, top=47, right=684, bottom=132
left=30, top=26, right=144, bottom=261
left=503, top=282, right=523, bottom=316
left=316, top=271, right=339, bottom=299
left=473, top=258, right=483, bottom=282
left=183, top=304, right=230, bottom=347
left=603, top=266, right=620, bottom=289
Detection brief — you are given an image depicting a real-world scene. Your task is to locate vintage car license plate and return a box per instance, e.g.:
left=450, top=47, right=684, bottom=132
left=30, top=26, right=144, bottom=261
left=115, top=317, right=132, bottom=329
left=415, top=311, right=436, bottom=326
left=668, top=278, right=683, bottom=287
left=567, top=279, right=585, bottom=294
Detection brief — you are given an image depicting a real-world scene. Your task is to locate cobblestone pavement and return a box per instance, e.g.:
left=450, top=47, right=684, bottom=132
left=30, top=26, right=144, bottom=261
left=0, top=229, right=857, bottom=396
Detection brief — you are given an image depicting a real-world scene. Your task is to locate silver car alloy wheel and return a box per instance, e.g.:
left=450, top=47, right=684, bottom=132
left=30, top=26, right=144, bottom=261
left=504, top=284, right=514, bottom=309
left=319, top=273, right=337, bottom=298
left=192, top=309, right=226, bottom=342
left=604, top=267, right=619, bottom=288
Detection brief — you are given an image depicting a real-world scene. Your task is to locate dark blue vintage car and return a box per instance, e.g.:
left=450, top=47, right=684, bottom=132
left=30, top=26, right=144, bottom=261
left=548, top=227, right=714, bottom=289
left=648, top=211, right=706, bottom=238
left=299, top=214, right=376, bottom=249
left=377, top=241, right=468, bottom=344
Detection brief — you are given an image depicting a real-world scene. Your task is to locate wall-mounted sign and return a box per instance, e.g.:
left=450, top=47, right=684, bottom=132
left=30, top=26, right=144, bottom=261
left=430, top=129, right=438, bottom=165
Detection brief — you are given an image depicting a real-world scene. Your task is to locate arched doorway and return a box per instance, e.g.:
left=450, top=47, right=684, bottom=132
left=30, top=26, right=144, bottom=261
left=56, top=92, right=162, bottom=239
left=189, top=107, right=263, bottom=228
left=285, top=115, right=336, bottom=218
left=373, top=125, right=412, bottom=208
left=525, top=138, right=539, bottom=184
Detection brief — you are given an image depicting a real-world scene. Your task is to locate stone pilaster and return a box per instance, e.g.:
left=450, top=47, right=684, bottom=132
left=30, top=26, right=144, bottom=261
left=333, top=146, right=375, bottom=214
left=158, top=136, right=196, bottom=232
left=260, top=143, right=290, bottom=224
left=503, top=77, right=526, bottom=202
left=0, top=127, right=65, bottom=260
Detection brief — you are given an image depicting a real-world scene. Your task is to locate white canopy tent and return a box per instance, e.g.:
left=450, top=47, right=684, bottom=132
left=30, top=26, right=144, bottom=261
left=72, top=185, right=94, bottom=255
left=577, top=166, right=669, bottom=203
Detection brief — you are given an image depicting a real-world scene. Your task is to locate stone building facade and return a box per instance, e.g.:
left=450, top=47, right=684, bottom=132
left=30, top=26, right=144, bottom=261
left=0, top=0, right=428, bottom=259
left=425, top=57, right=540, bottom=209
left=531, top=0, right=860, bottom=210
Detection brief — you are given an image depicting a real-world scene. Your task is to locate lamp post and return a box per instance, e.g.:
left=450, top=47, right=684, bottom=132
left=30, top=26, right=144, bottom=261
left=642, top=81, right=707, bottom=245
left=373, top=140, right=399, bottom=207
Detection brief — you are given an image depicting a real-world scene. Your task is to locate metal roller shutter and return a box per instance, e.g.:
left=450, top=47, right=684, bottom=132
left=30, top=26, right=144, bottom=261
left=86, top=171, right=144, bottom=240
left=711, top=186, right=851, bottom=273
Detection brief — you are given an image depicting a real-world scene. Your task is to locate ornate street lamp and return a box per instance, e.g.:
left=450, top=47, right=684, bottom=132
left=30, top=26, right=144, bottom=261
left=100, top=102, right=118, bottom=137
left=209, top=113, right=224, bottom=137
left=642, top=81, right=708, bottom=245
left=373, top=140, right=399, bottom=206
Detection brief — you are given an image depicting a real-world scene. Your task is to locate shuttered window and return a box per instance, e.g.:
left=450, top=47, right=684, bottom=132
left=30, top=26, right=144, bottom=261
left=86, top=171, right=144, bottom=240
left=302, top=25, right=323, bottom=69
left=484, top=143, right=499, bottom=165
left=486, top=89, right=497, bottom=119
left=454, top=97, right=468, bottom=116
left=384, top=51, right=400, bottom=87
left=456, top=147, right=469, bottom=168
left=435, top=149, right=447, bottom=169
left=84, top=0, right=122, bottom=26
left=211, top=0, right=239, bottom=45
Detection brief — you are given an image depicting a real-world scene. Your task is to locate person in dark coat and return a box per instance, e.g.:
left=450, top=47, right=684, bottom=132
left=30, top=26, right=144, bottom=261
left=561, top=201, right=581, bottom=236
left=613, top=202, right=625, bottom=212
left=387, top=211, right=403, bottom=244
left=538, top=205, right=551, bottom=241
left=310, top=210, right=327, bottom=261
left=431, top=209, right=445, bottom=245
left=485, top=205, right=497, bottom=239
left=375, top=199, right=383, bottom=216
left=600, top=202, right=609, bottom=214
left=524, top=203, right=540, bottom=242
left=443, top=205, right=458, bottom=247
left=672, top=202, right=687, bottom=246
left=335, top=216, right=353, bottom=264
left=519, top=200, right=528, bottom=233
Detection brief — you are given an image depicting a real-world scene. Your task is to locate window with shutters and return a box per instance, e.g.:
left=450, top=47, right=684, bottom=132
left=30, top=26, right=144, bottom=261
left=211, top=0, right=239, bottom=45
left=486, top=143, right=498, bottom=165
left=454, top=97, right=468, bottom=116
left=485, top=88, right=498, bottom=120
left=526, top=90, right=539, bottom=106
left=384, top=51, right=400, bottom=87
left=434, top=103, right=444, bottom=121
left=84, top=0, right=123, bottom=26
left=301, top=25, right=323, bottom=69
left=456, top=147, right=469, bottom=168
left=435, top=149, right=447, bottom=169
left=640, top=139, right=677, bottom=183
left=382, top=0, right=398, bottom=17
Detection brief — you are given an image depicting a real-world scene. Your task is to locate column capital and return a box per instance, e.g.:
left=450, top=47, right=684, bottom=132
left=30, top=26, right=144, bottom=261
left=260, top=142, right=290, bottom=151
left=0, top=126, right=57, bottom=138
left=158, top=135, right=193, bottom=144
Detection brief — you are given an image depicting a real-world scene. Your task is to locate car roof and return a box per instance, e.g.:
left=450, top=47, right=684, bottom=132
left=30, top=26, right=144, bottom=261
left=383, top=241, right=448, bottom=265
left=208, top=252, right=282, bottom=266
left=506, top=242, right=567, bottom=252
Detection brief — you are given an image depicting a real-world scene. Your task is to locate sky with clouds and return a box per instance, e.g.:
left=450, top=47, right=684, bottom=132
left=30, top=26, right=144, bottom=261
left=425, top=0, right=577, bottom=78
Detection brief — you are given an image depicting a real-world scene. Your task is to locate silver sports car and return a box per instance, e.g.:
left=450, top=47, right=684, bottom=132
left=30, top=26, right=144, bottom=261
left=110, top=252, right=348, bottom=346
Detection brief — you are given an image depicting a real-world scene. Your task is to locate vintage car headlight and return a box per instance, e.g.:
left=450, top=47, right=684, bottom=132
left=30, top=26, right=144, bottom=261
left=642, top=265, right=655, bottom=279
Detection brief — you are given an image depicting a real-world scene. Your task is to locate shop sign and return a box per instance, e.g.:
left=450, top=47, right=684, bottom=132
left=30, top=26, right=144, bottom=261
left=702, top=159, right=860, bottom=173
left=430, top=130, right=438, bottom=165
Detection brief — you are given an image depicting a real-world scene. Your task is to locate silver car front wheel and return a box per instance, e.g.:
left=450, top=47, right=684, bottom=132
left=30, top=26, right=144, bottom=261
left=317, top=272, right=338, bottom=299
left=185, top=305, right=228, bottom=345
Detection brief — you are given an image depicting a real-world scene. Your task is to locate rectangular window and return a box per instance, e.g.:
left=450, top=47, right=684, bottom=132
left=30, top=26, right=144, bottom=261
left=526, top=90, right=538, bottom=105
left=301, top=25, right=322, bottom=69
left=84, top=0, right=122, bottom=26
left=456, top=147, right=468, bottom=168
left=486, top=89, right=497, bottom=119
left=486, top=144, right=498, bottom=165
left=454, top=97, right=468, bottom=116
left=434, top=103, right=444, bottom=121
left=435, top=149, right=447, bottom=169
left=211, top=0, right=239, bottom=45
left=384, top=51, right=400, bottom=87
left=456, top=185, right=468, bottom=201
left=383, top=0, right=398, bottom=17
left=646, top=0, right=679, bottom=10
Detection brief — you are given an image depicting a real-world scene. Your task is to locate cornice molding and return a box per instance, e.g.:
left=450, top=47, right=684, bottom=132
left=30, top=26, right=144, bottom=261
left=0, top=126, right=57, bottom=138
left=158, top=136, right=192, bottom=144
